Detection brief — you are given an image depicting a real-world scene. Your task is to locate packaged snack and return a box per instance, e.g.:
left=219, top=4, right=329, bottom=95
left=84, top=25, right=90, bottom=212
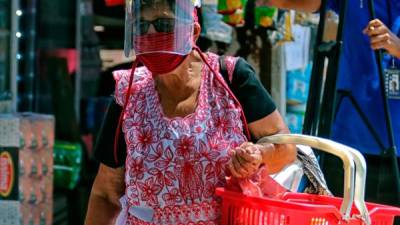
left=217, top=0, right=246, bottom=15
left=222, top=9, right=245, bottom=26
left=255, top=6, right=277, bottom=28
left=53, top=141, right=82, bottom=190
left=218, top=0, right=247, bottom=26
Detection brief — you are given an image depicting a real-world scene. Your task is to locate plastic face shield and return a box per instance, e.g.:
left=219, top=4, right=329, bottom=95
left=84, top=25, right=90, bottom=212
left=124, top=0, right=198, bottom=57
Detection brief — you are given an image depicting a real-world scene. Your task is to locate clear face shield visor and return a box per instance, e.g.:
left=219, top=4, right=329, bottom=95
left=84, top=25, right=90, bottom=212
left=124, top=0, right=200, bottom=57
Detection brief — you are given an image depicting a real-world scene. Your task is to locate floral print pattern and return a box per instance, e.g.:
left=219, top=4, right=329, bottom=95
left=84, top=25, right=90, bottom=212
left=113, top=53, right=247, bottom=224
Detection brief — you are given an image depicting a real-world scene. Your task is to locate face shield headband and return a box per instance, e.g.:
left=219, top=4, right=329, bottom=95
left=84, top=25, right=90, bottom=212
left=124, top=0, right=197, bottom=57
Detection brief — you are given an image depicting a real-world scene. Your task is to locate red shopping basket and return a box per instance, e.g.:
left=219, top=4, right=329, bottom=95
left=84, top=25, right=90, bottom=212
left=220, top=134, right=400, bottom=225
left=216, top=188, right=400, bottom=225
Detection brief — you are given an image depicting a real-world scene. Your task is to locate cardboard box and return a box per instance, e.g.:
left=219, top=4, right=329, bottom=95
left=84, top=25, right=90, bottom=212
left=0, top=113, right=54, bottom=225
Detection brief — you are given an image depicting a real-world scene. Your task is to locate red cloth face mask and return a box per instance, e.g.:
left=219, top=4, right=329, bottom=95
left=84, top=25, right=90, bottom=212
left=137, top=53, right=187, bottom=75
left=135, top=32, right=189, bottom=75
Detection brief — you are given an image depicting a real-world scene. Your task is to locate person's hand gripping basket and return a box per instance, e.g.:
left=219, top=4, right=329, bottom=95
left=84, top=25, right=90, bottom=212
left=216, top=134, right=400, bottom=225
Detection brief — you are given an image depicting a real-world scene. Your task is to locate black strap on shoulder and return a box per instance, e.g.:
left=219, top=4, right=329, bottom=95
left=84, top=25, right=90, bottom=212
left=218, top=55, right=252, bottom=141
left=219, top=55, right=230, bottom=85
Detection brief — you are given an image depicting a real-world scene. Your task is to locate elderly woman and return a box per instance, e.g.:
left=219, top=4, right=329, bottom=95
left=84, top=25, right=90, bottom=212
left=84, top=0, right=296, bottom=224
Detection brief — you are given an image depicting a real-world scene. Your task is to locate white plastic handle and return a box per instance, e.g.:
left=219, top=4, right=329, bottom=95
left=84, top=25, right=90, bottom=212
left=341, top=145, right=370, bottom=225
left=258, top=134, right=370, bottom=224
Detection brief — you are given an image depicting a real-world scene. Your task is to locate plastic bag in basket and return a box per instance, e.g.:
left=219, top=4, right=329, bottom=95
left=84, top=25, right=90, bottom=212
left=226, top=166, right=288, bottom=199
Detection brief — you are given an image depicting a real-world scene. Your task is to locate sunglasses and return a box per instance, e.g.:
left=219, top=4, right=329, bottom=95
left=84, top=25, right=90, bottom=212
left=136, top=18, right=176, bottom=35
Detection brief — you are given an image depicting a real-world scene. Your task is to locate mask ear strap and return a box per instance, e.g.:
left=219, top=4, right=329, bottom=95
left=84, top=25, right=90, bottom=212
left=193, top=46, right=251, bottom=140
left=114, top=60, right=139, bottom=164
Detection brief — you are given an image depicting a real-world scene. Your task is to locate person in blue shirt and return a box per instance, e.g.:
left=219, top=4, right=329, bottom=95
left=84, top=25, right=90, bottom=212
left=261, top=0, right=400, bottom=205
left=263, top=0, right=400, bottom=154
left=323, top=1, right=400, bottom=158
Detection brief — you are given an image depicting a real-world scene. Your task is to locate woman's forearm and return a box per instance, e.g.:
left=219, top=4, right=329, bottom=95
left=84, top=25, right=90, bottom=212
left=85, top=192, right=121, bottom=225
left=84, top=164, right=125, bottom=225
left=259, top=143, right=297, bottom=174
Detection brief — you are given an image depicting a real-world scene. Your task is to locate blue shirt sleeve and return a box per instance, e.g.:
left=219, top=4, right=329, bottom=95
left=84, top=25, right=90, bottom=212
left=392, top=16, right=400, bottom=36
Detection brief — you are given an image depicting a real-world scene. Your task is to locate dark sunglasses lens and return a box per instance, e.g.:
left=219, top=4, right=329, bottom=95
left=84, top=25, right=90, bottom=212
left=154, top=18, right=175, bottom=33
left=137, top=21, right=150, bottom=35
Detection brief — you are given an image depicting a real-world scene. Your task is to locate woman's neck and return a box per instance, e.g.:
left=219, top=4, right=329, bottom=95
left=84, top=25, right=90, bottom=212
left=154, top=51, right=204, bottom=102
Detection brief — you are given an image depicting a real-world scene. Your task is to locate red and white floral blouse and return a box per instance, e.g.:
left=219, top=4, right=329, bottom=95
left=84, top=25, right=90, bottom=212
left=113, top=53, right=247, bottom=225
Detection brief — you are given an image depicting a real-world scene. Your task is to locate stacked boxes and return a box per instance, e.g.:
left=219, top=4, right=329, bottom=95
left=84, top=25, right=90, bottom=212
left=0, top=113, right=54, bottom=225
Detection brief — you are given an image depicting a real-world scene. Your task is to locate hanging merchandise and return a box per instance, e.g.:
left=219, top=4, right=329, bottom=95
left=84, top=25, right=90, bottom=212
left=222, top=10, right=245, bottom=26
left=286, top=63, right=312, bottom=105
left=217, top=0, right=246, bottom=14
left=253, top=0, right=279, bottom=28
left=284, top=24, right=312, bottom=134
left=284, top=24, right=311, bottom=71
left=267, top=10, right=294, bottom=46
left=218, top=0, right=247, bottom=26
left=294, top=12, right=320, bottom=27
left=201, top=1, right=233, bottom=43
left=254, top=5, right=277, bottom=28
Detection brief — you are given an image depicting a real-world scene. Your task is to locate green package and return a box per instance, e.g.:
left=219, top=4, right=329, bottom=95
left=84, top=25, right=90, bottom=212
left=255, top=6, right=277, bottom=27
left=222, top=11, right=245, bottom=26
left=218, top=0, right=247, bottom=15
left=53, top=141, right=82, bottom=190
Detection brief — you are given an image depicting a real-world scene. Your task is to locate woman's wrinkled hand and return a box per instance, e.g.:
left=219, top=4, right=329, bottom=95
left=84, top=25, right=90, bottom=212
left=363, top=19, right=400, bottom=58
left=227, top=142, right=264, bottom=178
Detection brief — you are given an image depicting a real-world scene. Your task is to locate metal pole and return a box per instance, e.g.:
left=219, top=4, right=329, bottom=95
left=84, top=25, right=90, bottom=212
left=10, top=0, right=19, bottom=112
left=317, top=0, right=348, bottom=138
left=26, top=0, right=37, bottom=112
left=303, top=0, right=328, bottom=135
left=75, top=0, right=82, bottom=123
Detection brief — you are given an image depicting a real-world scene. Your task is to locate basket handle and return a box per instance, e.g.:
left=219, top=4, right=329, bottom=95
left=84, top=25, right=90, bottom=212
left=257, top=134, right=370, bottom=223
left=342, top=145, right=371, bottom=225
